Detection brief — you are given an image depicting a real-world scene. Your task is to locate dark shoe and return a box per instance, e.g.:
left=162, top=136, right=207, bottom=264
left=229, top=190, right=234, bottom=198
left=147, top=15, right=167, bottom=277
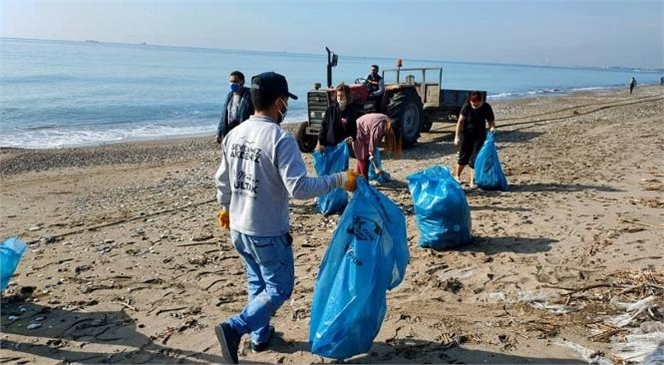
left=251, top=325, right=275, bottom=353
left=215, top=322, right=241, bottom=364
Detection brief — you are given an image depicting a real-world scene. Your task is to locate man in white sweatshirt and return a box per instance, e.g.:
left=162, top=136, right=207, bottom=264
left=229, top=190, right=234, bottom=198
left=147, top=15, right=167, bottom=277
left=214, top=71, right=356, bottom=364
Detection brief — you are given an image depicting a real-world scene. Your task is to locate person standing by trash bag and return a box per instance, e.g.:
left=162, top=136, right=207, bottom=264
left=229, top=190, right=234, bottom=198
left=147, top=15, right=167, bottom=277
left=352, top=113, right=401, bottom=179
left=213, top=71, right=358, bottom=365
left=454, top=91, right=496, bottom=188
left=316, top=83, right=357, bottom=152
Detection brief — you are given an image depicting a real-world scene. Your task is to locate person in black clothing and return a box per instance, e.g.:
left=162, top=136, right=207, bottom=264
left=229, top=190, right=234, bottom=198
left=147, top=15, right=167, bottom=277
left=316, top=83, right=358, bottom=152
left=454, top=91, right=496, bottom=187
left=629, top=77, right=637, bottom=94
left=365, top=64, right=385, bottom=100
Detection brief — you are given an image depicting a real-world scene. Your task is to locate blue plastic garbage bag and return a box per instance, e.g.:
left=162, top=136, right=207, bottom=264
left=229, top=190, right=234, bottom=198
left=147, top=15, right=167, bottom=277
left=1, top=237, right=28, bottom=291
left=313, top=142, right=350, bottom=215
left=474, top=132, right=509, bottom=191
left=309, top=179, right=408, bottom=360
left=407, top=165, right=472, bottom=250
left=368, top=149, right=391, bottom=183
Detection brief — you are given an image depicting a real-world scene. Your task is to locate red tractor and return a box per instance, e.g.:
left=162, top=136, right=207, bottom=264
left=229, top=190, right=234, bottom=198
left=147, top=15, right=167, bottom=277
left=295, top=47, right=485, bottom=153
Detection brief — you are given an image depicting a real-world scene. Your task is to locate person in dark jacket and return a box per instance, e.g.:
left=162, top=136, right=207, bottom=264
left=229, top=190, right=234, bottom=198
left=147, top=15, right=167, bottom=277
left=364, top=64, right=384, bottom=98
left=316, top=83, right=358, bottom=152
left=216, top=71, right=254, bottom=144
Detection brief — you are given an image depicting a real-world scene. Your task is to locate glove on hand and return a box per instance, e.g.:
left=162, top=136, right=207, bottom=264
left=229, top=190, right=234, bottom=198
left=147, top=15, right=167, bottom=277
left=217, top=208, right=230, bottom=230
left=334, top=170, right=358, bottom=192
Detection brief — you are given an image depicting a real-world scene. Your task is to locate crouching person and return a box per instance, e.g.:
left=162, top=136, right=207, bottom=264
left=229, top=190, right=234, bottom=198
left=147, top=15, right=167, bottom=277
left=213, top=71, right=357, bottom=364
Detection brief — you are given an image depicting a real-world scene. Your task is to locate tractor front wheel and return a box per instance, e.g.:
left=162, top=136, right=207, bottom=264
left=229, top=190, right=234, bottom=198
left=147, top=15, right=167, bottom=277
left=296, top=123, right=317, bottom=153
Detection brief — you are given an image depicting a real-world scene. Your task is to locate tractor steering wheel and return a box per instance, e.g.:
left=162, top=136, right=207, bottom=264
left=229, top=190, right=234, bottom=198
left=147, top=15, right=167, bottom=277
left=354, top=77, right=367, bottom=84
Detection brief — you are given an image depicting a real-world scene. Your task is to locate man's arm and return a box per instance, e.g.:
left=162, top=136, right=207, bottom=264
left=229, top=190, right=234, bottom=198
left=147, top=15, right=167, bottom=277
left=216, top=92, right=231, bottom=143
left=374, top=77, right=385, bottom=96
left=214, top=147, right=232, bottom=209
left=486, top=104, right=496, bottom=130
left=276, top=135, right=343, bottom=199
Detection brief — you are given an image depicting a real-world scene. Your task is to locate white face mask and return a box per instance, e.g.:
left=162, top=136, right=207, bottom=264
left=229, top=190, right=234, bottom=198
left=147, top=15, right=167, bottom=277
left=277, top=98, right=288, bottom=124
left=337, top=98, right=347, bottom=109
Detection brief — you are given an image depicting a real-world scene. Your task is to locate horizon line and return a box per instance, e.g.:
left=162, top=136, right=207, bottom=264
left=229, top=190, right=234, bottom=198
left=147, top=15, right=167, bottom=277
left=2, top=36, right=662, bottom=73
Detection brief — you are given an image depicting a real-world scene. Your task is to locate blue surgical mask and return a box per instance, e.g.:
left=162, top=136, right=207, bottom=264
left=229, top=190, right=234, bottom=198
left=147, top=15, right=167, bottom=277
left=229, top=83, right=241, bottom=93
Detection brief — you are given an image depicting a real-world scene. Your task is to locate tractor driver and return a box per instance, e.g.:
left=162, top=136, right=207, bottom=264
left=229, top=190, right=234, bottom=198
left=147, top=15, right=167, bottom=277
left=365, top=64, right=385, bottom=101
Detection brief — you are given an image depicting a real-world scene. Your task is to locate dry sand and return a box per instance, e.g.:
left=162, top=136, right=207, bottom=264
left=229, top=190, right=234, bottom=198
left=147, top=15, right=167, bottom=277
left=1, top=86, right=663, bottom=364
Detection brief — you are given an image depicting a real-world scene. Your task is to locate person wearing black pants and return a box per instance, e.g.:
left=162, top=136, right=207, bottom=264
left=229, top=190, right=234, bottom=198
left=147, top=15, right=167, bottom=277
left=454, top=91, right=496, bottom=187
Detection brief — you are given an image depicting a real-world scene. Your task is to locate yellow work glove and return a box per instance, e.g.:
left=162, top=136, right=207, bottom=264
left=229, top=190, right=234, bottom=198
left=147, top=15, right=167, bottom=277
left=345, top=170, right=358, bottom=192
left=334, top=170, right=357, bottom=192
left=217, top=208, right=230, bottom=230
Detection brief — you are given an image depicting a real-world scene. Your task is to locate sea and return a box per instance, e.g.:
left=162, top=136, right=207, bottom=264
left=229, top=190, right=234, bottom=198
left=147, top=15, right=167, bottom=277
left=1, top=38, right=662, bottom=149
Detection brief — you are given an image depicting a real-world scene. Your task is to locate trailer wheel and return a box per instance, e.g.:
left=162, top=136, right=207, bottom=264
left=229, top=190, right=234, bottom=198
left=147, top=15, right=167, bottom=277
left=387, top=89, right=423, bottom=148
left=296, top=123, right=317, bottom=153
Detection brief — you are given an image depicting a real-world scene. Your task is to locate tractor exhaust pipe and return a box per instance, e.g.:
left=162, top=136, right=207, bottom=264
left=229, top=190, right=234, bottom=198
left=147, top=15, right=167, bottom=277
left=326, top=47, right=338, bottom=88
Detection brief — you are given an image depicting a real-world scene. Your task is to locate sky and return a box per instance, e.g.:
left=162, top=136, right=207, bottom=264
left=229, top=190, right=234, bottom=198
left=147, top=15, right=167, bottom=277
left=1, top=0, right=662, bottom=69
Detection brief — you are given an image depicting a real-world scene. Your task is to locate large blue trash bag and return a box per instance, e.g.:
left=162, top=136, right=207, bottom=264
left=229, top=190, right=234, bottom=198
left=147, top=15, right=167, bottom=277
left=309, top=179, right=409, bottom=360
left=313, top=141, right=350, bottom=215
left=407, top=166, right=472, bottom=250
left=368, top=149, right=391, bottom=183
left=474, top=132, right=509, bottom=191
left=1, top=237, right=28, bottom=291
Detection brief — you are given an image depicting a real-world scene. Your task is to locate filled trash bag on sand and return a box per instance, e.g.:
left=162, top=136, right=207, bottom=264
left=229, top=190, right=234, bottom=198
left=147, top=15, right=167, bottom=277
left=407, top=165, right=472, bottom=250
left=309, top=179, right=408, bottom=360
left=313, top=141, right=350, bottom=215
left=474, top=132, right=509, bottom=191
left=368, top=149, right=391, bottom=184
left=1, top=237, right=28, bottom=291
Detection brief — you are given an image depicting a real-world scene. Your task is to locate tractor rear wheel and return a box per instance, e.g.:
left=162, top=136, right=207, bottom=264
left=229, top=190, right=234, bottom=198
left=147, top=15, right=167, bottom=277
left=387, top=89, right=423, bottom=148
left=296, top=123, right=317, bottom=153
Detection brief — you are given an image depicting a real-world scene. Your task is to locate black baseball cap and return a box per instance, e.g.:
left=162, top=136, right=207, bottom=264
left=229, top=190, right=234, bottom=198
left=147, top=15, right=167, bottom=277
left=250, top=72, right=298, bottom=100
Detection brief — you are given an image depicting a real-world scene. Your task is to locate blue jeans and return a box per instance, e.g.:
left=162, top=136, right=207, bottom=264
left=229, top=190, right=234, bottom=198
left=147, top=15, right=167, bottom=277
left=227, top=230, right=295, bottom=344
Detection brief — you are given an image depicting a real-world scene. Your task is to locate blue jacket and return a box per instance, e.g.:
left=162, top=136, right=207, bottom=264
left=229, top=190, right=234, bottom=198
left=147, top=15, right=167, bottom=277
left=217, top=87, right=254, bottom=139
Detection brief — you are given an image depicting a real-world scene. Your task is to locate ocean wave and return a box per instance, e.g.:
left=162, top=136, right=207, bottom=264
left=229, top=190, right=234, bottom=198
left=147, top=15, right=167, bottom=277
left=487, top=85, right=617, bottom=100
left=0, top=123, right=217, bottom=149
left=0, top=112, right=310, bottom=149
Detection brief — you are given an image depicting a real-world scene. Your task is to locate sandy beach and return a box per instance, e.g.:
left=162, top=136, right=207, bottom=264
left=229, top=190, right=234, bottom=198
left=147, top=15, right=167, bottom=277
left=1, top=86, right=662, bottom=364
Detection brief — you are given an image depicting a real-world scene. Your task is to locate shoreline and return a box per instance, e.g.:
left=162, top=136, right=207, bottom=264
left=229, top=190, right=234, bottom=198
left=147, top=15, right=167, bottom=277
left=2, top=85, right=661, bottom=178
left=3, top=85, right=662, bottom=151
